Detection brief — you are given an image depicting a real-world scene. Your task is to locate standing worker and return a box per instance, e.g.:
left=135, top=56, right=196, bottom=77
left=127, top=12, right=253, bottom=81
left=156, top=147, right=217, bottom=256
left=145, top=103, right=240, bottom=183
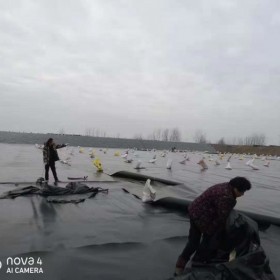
left=43, top=138, right=67, bottom=184
left=175, top=176, right=252, bottom=276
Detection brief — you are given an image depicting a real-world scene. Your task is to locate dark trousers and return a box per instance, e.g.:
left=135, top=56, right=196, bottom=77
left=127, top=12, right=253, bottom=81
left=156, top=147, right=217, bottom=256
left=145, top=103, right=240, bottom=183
left=45, top=162, right=58, bottom=181
left=180, top=219, right=214, bottom=263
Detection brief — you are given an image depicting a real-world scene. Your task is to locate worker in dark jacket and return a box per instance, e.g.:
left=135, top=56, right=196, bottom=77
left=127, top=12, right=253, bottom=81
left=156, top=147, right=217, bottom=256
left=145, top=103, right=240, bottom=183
left=175, top=177, right=251, bottom=276
left=43, top=138, right=67, bottom=184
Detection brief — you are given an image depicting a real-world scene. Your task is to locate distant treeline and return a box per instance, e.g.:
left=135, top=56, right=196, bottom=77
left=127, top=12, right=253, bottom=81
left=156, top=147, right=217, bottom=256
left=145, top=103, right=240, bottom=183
left=0, top=131, right=216, bottom=152
left=212, top=144, right=280, bottom=156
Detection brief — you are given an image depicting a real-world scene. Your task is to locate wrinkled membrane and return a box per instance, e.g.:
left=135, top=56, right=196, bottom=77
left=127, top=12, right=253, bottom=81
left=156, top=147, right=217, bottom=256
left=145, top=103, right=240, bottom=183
left=0, top=143, right=279, bottom=279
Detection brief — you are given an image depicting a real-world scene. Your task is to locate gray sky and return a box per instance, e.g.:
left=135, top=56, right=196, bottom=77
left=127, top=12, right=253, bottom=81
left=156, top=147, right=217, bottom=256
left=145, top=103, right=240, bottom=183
left=1, top=0, right=280, bottom=144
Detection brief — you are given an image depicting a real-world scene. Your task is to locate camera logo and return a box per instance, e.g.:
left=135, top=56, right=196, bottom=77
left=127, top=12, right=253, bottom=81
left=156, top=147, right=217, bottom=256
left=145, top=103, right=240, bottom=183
left=5, top=257, right=43, bottom=274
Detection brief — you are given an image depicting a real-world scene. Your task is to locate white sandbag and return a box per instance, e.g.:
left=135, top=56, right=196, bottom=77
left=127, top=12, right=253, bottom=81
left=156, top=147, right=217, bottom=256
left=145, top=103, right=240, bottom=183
left=134, top=160, right=144, bottom=169
left=225, top=162, right=232, bottom=170
left=166, top=159, right=173, bottom=169
left=142, top=179, right=156, bottom=203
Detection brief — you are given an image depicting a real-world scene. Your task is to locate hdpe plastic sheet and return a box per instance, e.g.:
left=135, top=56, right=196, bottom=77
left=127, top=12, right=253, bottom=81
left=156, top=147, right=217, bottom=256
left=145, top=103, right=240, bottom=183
left=0, top=143, right=279, bottom=279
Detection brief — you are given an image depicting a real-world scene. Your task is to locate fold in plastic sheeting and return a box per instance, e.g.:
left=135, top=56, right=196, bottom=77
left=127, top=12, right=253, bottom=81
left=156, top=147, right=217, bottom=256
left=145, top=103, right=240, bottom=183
left=109, top=171, right=280, bottom=229
left=152, top=197, right=279, bottom=229
left=108, top=170, right=181, bottom=186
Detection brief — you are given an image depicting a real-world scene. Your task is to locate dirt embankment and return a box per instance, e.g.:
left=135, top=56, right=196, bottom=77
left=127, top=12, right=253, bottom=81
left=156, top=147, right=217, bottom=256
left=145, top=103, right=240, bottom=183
left=211, top=144, right=280, bottom=157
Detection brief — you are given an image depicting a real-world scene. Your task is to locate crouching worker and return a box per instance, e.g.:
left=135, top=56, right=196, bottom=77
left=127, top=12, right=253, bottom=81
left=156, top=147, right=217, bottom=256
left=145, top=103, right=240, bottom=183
left=43, top=138, right=67, bottom=185
left=172, top=210, right=276, bottom=279
left=175, top=177, right=252, bottom=276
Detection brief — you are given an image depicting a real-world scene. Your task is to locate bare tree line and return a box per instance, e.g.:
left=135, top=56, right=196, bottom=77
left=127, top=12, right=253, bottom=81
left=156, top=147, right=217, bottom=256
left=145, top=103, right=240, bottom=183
left=192, top=130, right=266, bottom=146
left=84, top=128, right=107, bottom=137
left=193, top=130, right=207, bottom=144
left=135, top=128, right=182, bottom=142
left=80, top=127, right=267, bottom=146
left=217, top=133, right=266, bottom=146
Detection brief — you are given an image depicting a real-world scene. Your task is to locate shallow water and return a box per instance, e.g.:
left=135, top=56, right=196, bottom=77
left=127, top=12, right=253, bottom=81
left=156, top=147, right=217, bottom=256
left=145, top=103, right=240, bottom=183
left=0, top=143, right=279, bottom=279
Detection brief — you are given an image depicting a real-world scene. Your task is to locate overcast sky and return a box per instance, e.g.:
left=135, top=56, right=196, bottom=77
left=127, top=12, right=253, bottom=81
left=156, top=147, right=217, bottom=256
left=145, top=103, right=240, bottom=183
left=1, top=0, right=280, bottom=144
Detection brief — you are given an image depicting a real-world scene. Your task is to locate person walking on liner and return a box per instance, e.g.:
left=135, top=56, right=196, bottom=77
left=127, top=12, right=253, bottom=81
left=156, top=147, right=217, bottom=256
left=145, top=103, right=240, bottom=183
left=175, top=176, right=252, bottom=276
left=43, top=138, right=67, bottom=184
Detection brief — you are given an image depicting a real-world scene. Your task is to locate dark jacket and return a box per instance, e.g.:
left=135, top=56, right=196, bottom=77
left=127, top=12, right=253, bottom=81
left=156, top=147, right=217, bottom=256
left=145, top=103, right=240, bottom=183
left=188, top=182, right=236, bottom=235
left=43, top=143, right=66, bottom=164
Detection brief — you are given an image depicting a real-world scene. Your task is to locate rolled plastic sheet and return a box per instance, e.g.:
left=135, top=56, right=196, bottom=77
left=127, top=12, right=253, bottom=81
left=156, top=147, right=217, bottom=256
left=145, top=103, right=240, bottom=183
left=152, top=197, right=280, bottom=228
left=109, top=170, right=181, bottom=186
